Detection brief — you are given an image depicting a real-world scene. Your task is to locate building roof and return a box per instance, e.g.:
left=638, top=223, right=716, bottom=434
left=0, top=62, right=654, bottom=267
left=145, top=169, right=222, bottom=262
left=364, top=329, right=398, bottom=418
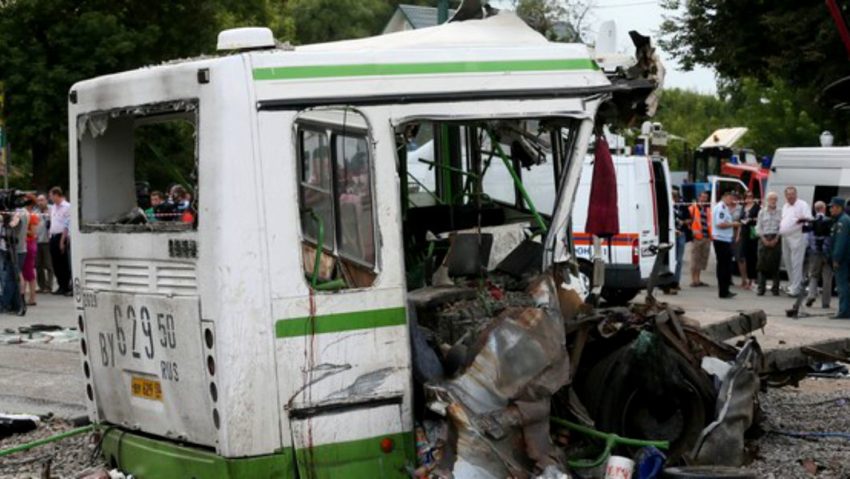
left=398, top=4, right=456, bottom=29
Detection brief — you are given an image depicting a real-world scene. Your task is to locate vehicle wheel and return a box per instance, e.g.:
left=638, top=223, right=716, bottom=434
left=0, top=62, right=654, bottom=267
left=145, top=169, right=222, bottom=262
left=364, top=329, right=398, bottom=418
left=576, top=337, right=716, bottom=460
left=662, top=466, right=757, bottom=478
left=601, top=287, right=640, bottom=305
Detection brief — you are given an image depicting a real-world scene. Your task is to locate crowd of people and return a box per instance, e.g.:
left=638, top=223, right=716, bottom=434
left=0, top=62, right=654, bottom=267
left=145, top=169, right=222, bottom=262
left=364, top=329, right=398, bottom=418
left=0, top=187, right=72, bottom=316
left=671, top=185, right=850, bottom=319
left=140, top=184, right=196, bottom=224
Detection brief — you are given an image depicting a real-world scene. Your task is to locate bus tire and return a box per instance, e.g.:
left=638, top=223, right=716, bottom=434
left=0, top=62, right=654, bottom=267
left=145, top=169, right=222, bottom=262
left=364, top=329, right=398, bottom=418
left=601, top=287, right=639, bottom=305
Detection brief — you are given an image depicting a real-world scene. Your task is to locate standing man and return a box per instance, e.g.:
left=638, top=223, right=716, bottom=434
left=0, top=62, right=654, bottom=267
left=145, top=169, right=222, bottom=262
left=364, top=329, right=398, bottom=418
left=688, top=191, right=712, bottom=287
left=35, top=194, right=53, bottom=293
left=49, top=187, right=72, bottom=296
left=779, top=186, right=811, bottom=296
left=756, top=192, right=783, bottom=296
left=805, top=201, right=833, bottom=308
left=671, top=189, right=691, bottom=292
left=829, top=197, right=850, bottom=319
left=712, top=191, right=739, bottom=298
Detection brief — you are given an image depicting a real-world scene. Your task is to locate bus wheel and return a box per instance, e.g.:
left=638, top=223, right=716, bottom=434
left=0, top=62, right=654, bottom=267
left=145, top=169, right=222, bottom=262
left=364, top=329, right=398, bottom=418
left=601, top=287, right=639, bottom=305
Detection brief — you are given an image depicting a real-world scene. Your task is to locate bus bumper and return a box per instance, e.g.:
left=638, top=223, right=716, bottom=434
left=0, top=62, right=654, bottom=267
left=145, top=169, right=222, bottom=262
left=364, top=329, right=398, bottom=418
left=99, top=427, right=414, bottom=479
left=100, top=428, right=296, bottom=479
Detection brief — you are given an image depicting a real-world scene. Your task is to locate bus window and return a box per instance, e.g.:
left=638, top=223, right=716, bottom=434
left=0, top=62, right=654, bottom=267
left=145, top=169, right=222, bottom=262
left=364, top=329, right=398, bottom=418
left=296, top=109, right=377, bottom=289
left=299, top=129, right=334, bottom=250
left=78, top=100, right=198, bottom=232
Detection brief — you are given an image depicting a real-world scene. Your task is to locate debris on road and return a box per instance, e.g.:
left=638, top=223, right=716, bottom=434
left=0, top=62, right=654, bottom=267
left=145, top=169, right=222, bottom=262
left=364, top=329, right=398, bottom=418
left=0, top=416, right=101, bottom=478
left=0, top=414, right=39, bottom=439
left=0, top=325, right=81, bottom=345
left=406, top=264, right=850, bottom=478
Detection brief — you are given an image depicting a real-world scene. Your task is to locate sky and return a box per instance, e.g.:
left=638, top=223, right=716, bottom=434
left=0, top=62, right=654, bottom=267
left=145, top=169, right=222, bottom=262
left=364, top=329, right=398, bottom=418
left=589, top=0, right=717, bottom=94
left=492, top=0, right=719, bottom=94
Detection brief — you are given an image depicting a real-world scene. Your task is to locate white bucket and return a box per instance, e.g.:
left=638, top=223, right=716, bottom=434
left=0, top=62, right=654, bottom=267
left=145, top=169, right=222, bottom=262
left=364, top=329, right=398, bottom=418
left=604, top=455, right=635, bottom=479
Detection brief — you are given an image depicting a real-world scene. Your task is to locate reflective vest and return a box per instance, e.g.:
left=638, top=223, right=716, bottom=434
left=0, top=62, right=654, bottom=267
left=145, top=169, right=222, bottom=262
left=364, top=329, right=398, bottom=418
left=689, top=202, right=712, bottom=240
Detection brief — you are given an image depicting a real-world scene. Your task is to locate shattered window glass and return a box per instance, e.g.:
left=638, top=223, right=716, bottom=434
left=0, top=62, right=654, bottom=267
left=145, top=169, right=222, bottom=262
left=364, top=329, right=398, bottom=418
left=78, top=100, right=198, bottom=232
left=295, top=108, right=377, bottom=289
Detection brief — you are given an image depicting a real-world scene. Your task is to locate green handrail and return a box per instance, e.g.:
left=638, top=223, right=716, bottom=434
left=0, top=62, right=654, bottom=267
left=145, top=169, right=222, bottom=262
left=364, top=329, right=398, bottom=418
left=485, top=131, right=548, bottom=233
left=0, top=425, right=94, bottom=458
left=550, top=416, right=669, bottom=469
left=308, top=210, right=324, bottom=289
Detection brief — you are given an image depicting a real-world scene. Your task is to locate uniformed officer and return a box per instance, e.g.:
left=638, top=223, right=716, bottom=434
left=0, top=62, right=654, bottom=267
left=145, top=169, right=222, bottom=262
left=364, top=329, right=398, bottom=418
left=829, top=196, right=850, bottom=319
left=712, top=191, right=740, bottom=298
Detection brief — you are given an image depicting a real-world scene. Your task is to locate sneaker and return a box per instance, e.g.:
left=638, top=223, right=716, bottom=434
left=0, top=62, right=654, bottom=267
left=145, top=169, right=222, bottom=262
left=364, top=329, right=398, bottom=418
left=805, top=298, right=815, bottom=307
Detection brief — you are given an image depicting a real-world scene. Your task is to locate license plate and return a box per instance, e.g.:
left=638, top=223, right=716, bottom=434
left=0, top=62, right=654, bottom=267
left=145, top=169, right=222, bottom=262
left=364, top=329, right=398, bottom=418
left=131, top=376, right=163, bottom=401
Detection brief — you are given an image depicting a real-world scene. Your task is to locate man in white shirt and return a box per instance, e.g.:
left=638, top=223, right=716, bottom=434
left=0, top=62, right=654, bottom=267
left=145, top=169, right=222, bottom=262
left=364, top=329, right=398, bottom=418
left=779, top=186, right=811, bottom=296
left=49, top=187, right=72, bottom=295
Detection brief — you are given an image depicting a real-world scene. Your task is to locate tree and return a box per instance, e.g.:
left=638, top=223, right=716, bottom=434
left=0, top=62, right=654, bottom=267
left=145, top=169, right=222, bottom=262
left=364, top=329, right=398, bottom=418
left=513, top=0, right=595, bottom=42
left=655, top=80, right=821, bottom=170
left=0, top=0, right=266, bottom=190
left=658, top=0, right=850, bottom=143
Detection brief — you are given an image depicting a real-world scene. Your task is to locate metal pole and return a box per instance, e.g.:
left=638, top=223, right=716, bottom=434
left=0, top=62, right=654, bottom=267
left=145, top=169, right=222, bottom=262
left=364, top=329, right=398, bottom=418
left=0, top=425, right=94, bottom=457
left=437, top=0, right=449, bottom=23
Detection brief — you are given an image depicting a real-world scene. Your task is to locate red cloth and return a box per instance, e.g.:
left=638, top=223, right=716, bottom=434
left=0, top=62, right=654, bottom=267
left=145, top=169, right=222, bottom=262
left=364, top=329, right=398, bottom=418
left=584, top=136, right=619, bottom=238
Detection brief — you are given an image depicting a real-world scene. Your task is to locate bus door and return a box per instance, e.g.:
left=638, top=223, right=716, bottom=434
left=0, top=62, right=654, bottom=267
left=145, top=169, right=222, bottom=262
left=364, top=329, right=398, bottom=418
left=258, top=106, right=413, bottom=478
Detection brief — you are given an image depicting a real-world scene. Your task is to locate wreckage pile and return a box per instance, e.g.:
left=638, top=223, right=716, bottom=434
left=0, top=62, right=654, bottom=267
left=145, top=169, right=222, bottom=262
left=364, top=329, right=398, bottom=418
left=408, top=269, right=848, bottom=478
left=0, top=416, right=101, bottom=478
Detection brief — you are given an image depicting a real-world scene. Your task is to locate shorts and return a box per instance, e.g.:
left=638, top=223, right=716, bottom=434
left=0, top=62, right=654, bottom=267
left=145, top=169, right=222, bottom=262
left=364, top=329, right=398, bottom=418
left=690, top=238, right=711, bottom=272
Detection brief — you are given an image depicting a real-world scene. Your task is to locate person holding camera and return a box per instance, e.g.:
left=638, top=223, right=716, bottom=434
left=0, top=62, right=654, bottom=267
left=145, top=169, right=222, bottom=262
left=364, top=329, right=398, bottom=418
left=805, top=201, right=833, bottom=309
left=0, top=204, right=27, bottom=315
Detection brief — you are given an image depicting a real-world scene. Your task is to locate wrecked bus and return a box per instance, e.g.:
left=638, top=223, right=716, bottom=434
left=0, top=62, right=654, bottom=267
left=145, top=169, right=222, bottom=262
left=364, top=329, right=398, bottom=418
left=67, top=11, right=661, bottom=478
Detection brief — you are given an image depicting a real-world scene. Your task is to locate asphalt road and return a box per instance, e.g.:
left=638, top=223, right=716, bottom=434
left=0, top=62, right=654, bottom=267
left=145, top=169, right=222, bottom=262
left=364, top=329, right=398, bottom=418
left=0, top=294, right=85, bottom=419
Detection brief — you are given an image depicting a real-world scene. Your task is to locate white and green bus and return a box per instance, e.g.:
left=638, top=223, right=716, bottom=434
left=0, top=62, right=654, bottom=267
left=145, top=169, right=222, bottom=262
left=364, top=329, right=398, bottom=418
left=69, top=13, right=613, bottom=478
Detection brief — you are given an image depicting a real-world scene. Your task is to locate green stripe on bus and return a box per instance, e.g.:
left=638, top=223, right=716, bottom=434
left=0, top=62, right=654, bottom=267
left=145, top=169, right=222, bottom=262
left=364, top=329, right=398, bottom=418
left=275, top=307, right=407, bottom=338
left=293, top=431, right=414, bottom=478
left=253, top=58, right=599, bottom=81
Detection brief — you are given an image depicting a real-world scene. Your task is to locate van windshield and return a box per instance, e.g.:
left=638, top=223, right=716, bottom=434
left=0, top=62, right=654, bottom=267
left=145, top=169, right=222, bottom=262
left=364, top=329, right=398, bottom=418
left=77, top=100, right=198, bottom=233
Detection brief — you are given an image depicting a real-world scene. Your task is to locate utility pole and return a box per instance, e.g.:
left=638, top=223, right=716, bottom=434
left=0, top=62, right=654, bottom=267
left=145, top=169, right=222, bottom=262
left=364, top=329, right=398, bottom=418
left=437, top=0, right=449, bottom=24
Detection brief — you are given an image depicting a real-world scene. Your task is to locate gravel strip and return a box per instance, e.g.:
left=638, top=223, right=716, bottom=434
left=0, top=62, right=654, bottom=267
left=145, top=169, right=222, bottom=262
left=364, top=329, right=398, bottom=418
left=0, top=417, right=103, bottom=479
left=746, top=378, right=850, bottom=478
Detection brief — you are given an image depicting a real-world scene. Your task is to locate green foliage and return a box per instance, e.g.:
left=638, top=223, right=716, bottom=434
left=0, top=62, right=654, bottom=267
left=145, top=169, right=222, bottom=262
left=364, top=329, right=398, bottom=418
left=0, top=0, right=449, bottom=191
left=656, top=78, right=823, bottom=170
left=654, top=88, right=733, bottom=169
left=658, top=0, right=850, bottom=144
left=513, top=0, right=591, bottom=42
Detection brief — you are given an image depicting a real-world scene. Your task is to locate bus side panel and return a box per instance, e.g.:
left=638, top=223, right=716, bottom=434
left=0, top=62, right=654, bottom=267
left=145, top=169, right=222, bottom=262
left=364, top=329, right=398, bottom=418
left=256, top=105, right=413, bottom=467
left=198, top=56, right=282, bottom=457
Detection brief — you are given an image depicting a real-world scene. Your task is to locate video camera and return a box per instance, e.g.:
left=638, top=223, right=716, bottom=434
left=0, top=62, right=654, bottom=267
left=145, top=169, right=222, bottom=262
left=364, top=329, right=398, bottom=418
left=0, top=189, right=27, bottom=227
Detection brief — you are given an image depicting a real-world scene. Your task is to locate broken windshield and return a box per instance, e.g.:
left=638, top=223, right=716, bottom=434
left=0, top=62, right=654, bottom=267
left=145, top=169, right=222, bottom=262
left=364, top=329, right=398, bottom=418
left=398, top=117, right=579, bottom=291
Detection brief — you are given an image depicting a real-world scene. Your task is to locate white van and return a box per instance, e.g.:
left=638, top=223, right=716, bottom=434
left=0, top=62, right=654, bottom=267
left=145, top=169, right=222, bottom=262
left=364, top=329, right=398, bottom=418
left=767, top=147, right=850, bottom=207
left=572, top=154, right=676, bottom=304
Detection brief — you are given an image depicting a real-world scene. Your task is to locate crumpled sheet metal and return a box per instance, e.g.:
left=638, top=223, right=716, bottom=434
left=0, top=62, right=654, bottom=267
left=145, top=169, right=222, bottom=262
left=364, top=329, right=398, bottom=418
left=691, top=338, right=762, bottom=466
left=427, top=274, right=570, bottom=478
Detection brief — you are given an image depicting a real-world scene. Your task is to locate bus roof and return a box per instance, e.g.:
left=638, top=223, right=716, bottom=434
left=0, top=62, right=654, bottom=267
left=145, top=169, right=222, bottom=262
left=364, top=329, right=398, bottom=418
left=70, top=13, right=610, bottom=114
